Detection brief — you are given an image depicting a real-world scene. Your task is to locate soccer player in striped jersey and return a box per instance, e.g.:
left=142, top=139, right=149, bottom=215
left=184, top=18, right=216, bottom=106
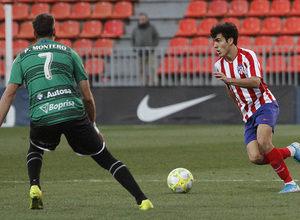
left=210, top=22, right=300, bottom=193
left=0, top=13, right=153, bottom=210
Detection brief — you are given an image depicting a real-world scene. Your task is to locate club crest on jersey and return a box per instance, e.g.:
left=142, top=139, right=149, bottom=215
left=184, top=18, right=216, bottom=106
left=237, top=64, right=246, bottom=78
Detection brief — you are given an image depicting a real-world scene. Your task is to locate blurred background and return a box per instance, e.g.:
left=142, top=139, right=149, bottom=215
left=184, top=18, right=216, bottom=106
left=1, top=0, right=299, bottom=126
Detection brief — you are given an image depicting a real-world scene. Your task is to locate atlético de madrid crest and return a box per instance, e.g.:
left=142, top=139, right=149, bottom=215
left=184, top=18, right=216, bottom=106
left=237, top=64, right=246, bottom=77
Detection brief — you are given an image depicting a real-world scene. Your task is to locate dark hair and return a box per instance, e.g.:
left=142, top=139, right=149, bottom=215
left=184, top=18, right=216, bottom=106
left=33, top=13, right=55, bottom=38
left=210, top=22, right=238, bottom=46
left=139, top=13, right=148, bottom=18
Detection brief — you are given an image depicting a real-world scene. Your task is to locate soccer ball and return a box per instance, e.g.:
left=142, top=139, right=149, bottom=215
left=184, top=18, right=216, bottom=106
left=167, top=168, right=194, bottom=193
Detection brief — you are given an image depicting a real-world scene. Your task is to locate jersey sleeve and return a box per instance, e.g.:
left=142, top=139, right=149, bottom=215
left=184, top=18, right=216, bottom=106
left=71, top=49, right=88, bottom=83
left=246, top=50, right=262, bottom=78
left=8, top=56, right=23, bottom=85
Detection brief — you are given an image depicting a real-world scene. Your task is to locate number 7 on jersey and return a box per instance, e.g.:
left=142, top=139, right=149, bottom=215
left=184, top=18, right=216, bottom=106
left=38, top=52, right=53, bottom=80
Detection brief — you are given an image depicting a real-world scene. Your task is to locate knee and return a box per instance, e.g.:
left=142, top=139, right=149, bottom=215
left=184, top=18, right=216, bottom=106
left=248, top=153, right=264, bottom=165
left=91, top=147, right=118, bottom=170
left=249, top=158, right=264, bottom=165
left=28, top=143, right=44, bottom=155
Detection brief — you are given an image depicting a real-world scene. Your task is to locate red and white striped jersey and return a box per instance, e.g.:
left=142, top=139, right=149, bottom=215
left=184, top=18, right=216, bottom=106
left=214, top=47, right=276, bottom=123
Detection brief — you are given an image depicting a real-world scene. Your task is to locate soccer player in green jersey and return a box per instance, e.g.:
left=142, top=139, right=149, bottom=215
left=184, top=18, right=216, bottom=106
left=0, top=13, right=153, bottom=210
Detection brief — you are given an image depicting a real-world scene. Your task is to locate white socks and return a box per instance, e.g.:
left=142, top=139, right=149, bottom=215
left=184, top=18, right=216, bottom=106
left=287, top=146, right=296, bottom=157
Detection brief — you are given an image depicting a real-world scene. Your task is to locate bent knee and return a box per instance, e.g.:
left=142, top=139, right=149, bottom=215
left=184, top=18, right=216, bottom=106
left=248, top=154, right=264, bottom=165
left=247, top=140, right=265, bottom=165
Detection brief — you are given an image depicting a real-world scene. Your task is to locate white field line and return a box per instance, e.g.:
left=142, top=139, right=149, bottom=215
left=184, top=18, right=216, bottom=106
left=0, top=179, right=298, bottom=184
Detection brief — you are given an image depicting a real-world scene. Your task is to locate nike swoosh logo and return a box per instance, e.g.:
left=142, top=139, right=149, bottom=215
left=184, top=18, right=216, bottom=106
left=137, top=94, right=216, bottom=122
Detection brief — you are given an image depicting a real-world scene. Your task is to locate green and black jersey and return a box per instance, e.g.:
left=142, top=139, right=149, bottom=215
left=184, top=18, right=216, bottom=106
left=9, top=39, right=87, bottom=126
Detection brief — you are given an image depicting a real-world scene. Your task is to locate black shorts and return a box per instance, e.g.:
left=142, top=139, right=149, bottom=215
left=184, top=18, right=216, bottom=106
left=30, top=115, right=104, bottom=156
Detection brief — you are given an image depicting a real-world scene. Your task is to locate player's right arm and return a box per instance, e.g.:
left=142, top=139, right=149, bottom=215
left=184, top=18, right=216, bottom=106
left=0, top=56, right=23, bottom=127
left=0, top=83, right=19, bottom=127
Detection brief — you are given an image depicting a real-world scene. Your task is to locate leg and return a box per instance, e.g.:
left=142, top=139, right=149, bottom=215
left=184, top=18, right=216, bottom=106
left=257, top=124, right=274, bottom=154
left=287, top=142, right=300, bottom=163
left=263, top=145, right=294, bottom=163
left=245, top=102, right=299, bottom=192
left=246, top=139, right=291, bottom=165
left=27, top=143, right=44, bottom=188
left=27, top=143, right=44, bottom=209
left=29, top=122, right=61, bottom=188
left=91, top=147, right=149, bottom=205
left=63, top=116, right=153, bottom=209
left=246, top=140, right=264, bottom=165
left=247, top=124, right=299, bottom=193
left=257, top=124, right=295, bottom=186
left=245, top=112, right=292, bottom=165
left=29, top=123, right=61, bottom=209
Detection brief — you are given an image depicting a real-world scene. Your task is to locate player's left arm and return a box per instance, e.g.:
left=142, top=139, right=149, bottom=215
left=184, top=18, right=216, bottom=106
left=214, top=72, right=261, bottom=88
left=0, top=83, right=20, bottom=127
left=77, top=79, right=96, bottom=123
left=71, top=49, right=104, bottom=139
left=71, top=49, right=95, bottom=122
left=77, top=79, right=104, bottom=140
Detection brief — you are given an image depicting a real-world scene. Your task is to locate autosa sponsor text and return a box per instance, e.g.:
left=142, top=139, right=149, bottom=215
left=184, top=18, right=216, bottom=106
left=48, top=89, right=72, bottom=98
left=37, top=89, right=72, bottom=100
left=38, top=89, right=75, bottom=113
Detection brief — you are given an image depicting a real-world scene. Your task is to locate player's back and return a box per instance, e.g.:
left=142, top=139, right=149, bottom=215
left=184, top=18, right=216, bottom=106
left=11, top=39, right=87, bottom=126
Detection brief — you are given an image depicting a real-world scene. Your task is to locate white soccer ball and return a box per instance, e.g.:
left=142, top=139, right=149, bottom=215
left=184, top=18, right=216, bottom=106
left=167, top=168, right=194, bottom=193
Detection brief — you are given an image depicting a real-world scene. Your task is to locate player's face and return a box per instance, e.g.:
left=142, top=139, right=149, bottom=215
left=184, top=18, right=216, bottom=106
left=213, top=33, right=232, bottom=58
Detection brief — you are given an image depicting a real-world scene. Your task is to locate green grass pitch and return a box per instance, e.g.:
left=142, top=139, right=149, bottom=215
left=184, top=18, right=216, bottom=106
left=1, top=125, right=300, bottom=219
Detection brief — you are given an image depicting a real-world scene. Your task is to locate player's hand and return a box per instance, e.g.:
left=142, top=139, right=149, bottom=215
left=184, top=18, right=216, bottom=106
left=93, top=122, right=105, bottom=141
left=213, top=71, right=225, bottom=79
left=98, top=131, right=105, bottom=142
left=213, top=72, right=231, bottom=85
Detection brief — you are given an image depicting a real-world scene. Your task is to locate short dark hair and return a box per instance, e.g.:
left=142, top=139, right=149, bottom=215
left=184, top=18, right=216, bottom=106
left=139, top=13, right=148, bottom=18
left=33, top=13, right=55, bottom=38
left=210, top=22, right=238, bottom=46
